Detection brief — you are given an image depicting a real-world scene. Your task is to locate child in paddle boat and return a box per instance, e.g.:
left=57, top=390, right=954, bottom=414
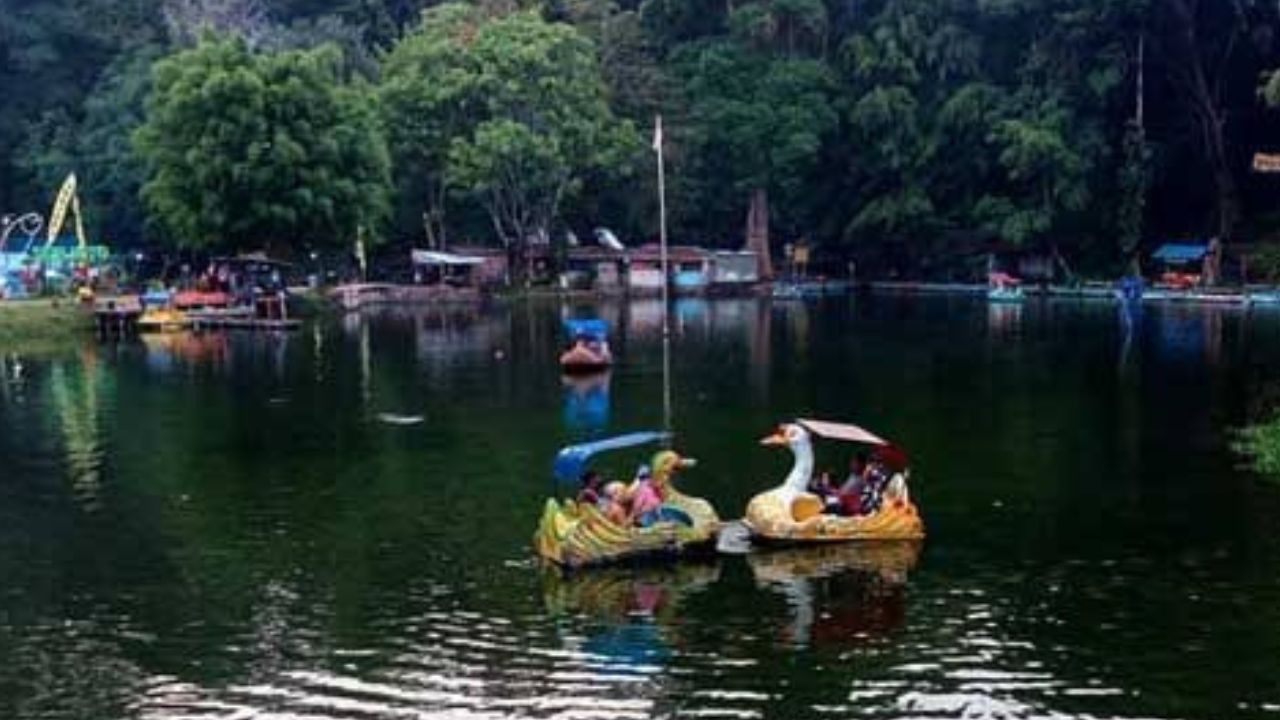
left=629, top=465, right=664, bottom=527
left=859, top=457, right=891, bottom=515
left=577, top=470, right=603, bottom=506
left=600, top=481, right=630, bottom=525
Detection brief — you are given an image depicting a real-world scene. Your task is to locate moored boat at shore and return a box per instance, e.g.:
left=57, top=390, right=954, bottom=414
left=137, top=290, right=189, bottom=332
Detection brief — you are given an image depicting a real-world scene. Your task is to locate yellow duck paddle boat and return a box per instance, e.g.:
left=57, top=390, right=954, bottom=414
left=744, top=419, right=924, bottom=543
left=534, top=431, right=721, bottom=569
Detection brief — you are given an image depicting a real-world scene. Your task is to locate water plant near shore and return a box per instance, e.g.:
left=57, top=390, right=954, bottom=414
left=1234, top=412, right=1280, bottom=479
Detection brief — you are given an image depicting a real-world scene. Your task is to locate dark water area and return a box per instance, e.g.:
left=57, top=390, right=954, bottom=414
left=2, top=296, right=1280, bottom=720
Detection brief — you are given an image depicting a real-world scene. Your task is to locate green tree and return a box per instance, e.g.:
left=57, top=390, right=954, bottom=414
left=134, top=36, right=390, bottom=253
left=17, top=45, right=163, bottom=245
left=379, top=3, right=483, bottom=249
left=673, top=16, right=835, bottom=265
left=0, top=0, right=163, bottom=216
left=382, top=6, right=637, bottom=277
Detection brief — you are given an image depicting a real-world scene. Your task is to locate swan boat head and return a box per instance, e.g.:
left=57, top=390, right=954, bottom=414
left=758, top=423, right=816, bottom=503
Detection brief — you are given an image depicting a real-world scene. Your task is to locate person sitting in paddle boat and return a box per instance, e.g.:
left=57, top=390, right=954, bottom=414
left=624, top=458, right=696, bottom=527
left=629, top=465, right=666, bottom=527
left=837, top=451, right=895, bottom=517
left=837, top=453, right=869, bottom=516
left=808, top=470, right=841, bottom=513
left=577, top=470, right=603, bottom=506
left=600, top=481, right=630, bottom=525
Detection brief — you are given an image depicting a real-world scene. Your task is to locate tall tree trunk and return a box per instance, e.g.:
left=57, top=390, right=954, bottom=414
left=1164, top=0, right=1244, bottom=284
left=744, top=188, right=773, bottom=280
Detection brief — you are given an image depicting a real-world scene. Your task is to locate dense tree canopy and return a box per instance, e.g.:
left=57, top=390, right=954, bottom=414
left=133, top=37, right=390, bottom=253
left=382, top=5, right=637, bottom=277
left=5, top=0, right=1280, bottom=278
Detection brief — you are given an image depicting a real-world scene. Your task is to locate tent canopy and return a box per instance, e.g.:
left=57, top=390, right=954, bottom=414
left=411, top=250, right=486, bottom=266
left=1152, top=243, right=1209, bottom=264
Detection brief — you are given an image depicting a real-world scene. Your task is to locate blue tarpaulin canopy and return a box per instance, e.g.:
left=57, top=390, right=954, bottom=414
left=1152, top=243, right=1209, bottom=264
left=564, top=318, right=608, bottom=340
left=553, top=430, right=667, bottom=483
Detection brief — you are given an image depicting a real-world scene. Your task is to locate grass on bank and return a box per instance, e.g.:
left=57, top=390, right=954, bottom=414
left=0, top=299, right=93, bottom=354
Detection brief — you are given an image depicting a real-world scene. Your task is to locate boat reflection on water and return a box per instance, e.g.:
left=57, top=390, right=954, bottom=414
left=748, top=541, right=922, bottom=649
left=541, top=562, right=721, bottom=666
left=561, top=370, right=611, bottom=435
left=140, top=331, right=229, bottom=370
left=987, top=300, right=1023, bottom=339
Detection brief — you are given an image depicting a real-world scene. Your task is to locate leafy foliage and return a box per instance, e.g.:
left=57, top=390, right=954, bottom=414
left=134, top=37, right=390, bottom=252
left=3, top=0, right=1280, bottom=275
left=1234, top=411, right=1280, bottom=480
left=383, top=5, right=637, bottom=272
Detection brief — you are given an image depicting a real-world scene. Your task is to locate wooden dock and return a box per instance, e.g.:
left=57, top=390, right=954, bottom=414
left=93, top=294, right=302, bottom=336
left=93, top=297, right=142, bottom=336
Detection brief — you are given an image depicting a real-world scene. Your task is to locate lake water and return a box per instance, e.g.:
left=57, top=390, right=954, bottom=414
left=2, top=295, right=1279, bottom=720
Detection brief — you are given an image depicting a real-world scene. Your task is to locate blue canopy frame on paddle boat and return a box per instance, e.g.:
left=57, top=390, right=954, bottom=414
left=535, top=430, right=722, bottom=569
left=553, top=430, right=667, bottom=485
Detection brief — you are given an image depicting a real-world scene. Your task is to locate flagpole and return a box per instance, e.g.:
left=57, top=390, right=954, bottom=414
left=655, top=115, right=672, bottom=438
left=657, top=115, right=669, bottom=339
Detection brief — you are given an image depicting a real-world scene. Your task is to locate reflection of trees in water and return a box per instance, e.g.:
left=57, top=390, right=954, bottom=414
left=747, top=541, right=921, bottom=650
left=47, top=348, right=110, bottom=510
left=773, top=301, right=812, bottom=359
left=627, top=299, right=665, bottom=341
left=987, top=302, right=1022, bottom=340
left=1152, top=305, right=1235, bottom=366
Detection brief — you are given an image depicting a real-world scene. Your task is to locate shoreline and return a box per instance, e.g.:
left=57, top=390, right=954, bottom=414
left=864, top=280, right=1279, bottom=305
left=0, top=299, right=95, bottom=354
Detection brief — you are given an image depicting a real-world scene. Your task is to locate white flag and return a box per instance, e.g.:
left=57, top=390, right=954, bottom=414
left=652, top=115, right=663, bottom=152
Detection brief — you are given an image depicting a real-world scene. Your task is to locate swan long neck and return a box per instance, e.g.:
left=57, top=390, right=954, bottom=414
left=782, top=437, right=814, bottom=496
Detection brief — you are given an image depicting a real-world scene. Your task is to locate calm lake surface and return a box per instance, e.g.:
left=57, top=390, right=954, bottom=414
left=2, top=295, right=1280, bottom=720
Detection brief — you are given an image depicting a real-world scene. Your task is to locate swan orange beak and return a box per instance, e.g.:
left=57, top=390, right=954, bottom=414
left=760, top=430, right=788, bottom=447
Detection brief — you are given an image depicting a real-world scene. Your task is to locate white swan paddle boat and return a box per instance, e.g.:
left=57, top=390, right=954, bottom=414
left=744, top=419, right=925, bottom=543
